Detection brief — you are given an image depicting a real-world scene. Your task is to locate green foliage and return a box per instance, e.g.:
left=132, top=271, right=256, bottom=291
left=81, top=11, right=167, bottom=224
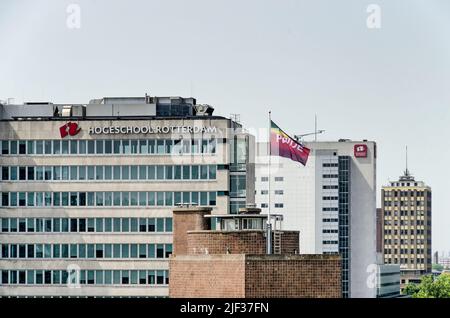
left=432, top=264, right=444, bottom=271
left=405, top=274, right=450, bottom=298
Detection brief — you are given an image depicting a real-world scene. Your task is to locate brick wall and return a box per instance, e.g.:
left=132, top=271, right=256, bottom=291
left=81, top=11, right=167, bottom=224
left=172, top=207, right=211, bottom=255
left=169, top=254, right=246, bottom=298
left=187, top=230, right=300, bottom=255
left=187, top=231, right=266, bottom=255
left=245, top=255, right=342, bottom=298
left=169, top=254, right=341, bottom=298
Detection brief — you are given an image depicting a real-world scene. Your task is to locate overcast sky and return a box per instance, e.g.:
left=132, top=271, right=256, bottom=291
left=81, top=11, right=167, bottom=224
left=1, top=0, right=449, bottom=253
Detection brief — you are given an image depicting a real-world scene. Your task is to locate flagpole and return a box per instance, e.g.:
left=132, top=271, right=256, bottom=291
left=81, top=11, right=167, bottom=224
left=267, top=111, right=272, bottom=254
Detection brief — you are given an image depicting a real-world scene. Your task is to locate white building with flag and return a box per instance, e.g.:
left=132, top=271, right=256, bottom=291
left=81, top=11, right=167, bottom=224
left=256, top=139, right=378, bottom=298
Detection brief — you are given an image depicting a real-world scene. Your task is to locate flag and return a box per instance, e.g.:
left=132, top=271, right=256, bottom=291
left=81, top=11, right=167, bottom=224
left=270, top=120, right=310, bottom=166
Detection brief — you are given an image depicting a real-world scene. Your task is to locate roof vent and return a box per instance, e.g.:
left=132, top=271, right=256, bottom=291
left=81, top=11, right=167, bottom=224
left=194, top=104, right=214, bottom=116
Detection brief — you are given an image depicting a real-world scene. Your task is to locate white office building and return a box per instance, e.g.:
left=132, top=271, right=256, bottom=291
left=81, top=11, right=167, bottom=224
left=255, top=140, right=377, bottom=298
left=0, top=95, right=255, bottom=297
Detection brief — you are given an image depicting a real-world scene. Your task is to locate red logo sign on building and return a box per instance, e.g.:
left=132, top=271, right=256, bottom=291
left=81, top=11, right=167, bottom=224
left=60, top=122, right=81, bottom=138
left=354, top=144, right=368, bottom=158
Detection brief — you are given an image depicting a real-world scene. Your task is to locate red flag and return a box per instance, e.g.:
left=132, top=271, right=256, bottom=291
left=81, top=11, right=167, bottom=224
left=270, top=120, right=310, bottom=166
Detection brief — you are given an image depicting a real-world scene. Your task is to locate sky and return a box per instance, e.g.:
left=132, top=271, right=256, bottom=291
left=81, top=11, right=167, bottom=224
left=0, top=0, right=449, bottom=253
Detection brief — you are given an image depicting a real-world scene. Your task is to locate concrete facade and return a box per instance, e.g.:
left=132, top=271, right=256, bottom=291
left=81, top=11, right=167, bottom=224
left=255, top=140, right=378, bottom=298
left=0, top=96, right=255, bottom=297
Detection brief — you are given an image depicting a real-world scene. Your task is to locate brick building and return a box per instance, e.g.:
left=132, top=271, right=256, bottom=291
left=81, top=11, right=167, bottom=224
left=169, top=206, right=342, bottom=298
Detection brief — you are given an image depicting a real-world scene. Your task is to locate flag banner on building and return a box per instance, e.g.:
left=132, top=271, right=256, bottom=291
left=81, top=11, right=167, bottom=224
left=270, top=120, right=310, bottom=166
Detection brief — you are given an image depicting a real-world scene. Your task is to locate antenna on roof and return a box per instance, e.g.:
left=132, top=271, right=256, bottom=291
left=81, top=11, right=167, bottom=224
left=230, top=113, right=241, bottom=124
left=405, top=145, right=409, bottom=177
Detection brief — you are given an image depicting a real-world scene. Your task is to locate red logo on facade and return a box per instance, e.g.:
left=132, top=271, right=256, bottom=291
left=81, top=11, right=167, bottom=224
left=60, top=122, right=81, bottom=138
left=354, top=144, right=368, bottom=158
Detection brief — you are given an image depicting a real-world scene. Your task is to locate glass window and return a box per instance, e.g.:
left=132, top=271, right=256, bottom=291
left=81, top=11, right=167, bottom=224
left=52, top=166, right=60, bottom=181
left=113, top=244, right=121, bottom=258
left=157, top=218, right=164, bottom=232
left=139, top=140, right=147, bottom=154
left=113, top=219, right=121, bottom=232
left=200, top=192, right=208, bottom=205
left=122, top=192, right=129, bottom=206
left=148, top=219, right=155, bottom=232
left=139, top=192, right=147, bottom=206
left=104, top=140, right=112, bottom=154
left=87, top=166, right=95, bottom=180
left=174, top=192, right=182, bottom=205
left=148, top=140, right=155, bottom=154
left=79, top=140, right=86, bottom=154
left=191, top=165, right=199, bottom=179
left=96, top=140, right=104, bottom=154
left=113, top=192, right=121, bottom=206
left=147, top=192, right=155, bottom=206
left=121, top=245, right=129, bottom=258
left=10, top=166, right=17, bottom=180
left=122, top=166, right=129, bottom=180
left=164, top=165, right=173, bottom=180
left=96, top=166, right=104, bottom=180
left=182, top=166, right=190, bottom=180
left=113, top=166, right=121, bottom=180
left=113, top=140, right=120, bottom=154
left=130, top=244, right=138, bottom=258
left=1, top=140, right=9, bottom=155
left=157, top=192, right=164, bottom=206
left=2, top=167, right=9, bottom=181
left=174, top=166, right=181, bottom=180
left=165, top=140, right=173, bottom=153
left=61, top=166, right=69, bottom=180
left=165, top=218, right=173, bottom=232
left=70, top=140, right=78, bottom=154
left=96, top=244, right=104, bottom=258
left=122, top=218, right=130, bottom=232
left=87, top=140, right=95, bottom=154
left=79, top=166, right=86, bottom=180
left=156, top=244, right=164, bottom=258
left=122, top=140, right=130, bottom=154
left=79, top=244, right=86, bottom=258
left=182, top=140, right=190, bottom=154
left=104, top=166, right=112, bottom=180
left=183, top=192, right=190, bottom=204
left=18, top=141, right=26, bottom=154
left=25, top=141, right=34, bottom=155
left=209, top=165, right=217, bottom=179
left=130, top=219, right=138, bottom=232
left=209, top=192, right=217, bottom=205
left=96, top=192, right=104, bottom=206
left=139, top=218, right=147, bottom=232
left=156, top=140, right=165, bottom=154
left=165, top=192, right=173, bottom=206
left=27, top=167, right=34, bottom=180
left=61, top=140, right=69, bottom=154
left=131, top=140, right=138, bottom=154
left=104, top=244, right=112, bottom=258
left=156, top=166, right=164, bottom=180
left=10, top=141, right=18, bottom=154
left=201, top=165, right=208, bottom=179
left=44, top=141, right=52, bottom=154
left=104, top=192, right=112, bottom=206
left=70, top=166, right=78, bottom=180
left=130, top=192, right=138, bottom=206
left=104, top=218, right=112, bottom=232
left=139, top=166, right=147, bottom=180
left=35, top=141, right=43, bottom=154
left=130, top=166, right=138, bottom=180
left=148, top=166, right=155, bottom=179
left=95, top=219, right=104, bottom=232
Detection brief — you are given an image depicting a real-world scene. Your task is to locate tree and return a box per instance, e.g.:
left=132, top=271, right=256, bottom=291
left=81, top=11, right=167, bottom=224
left=433, top=263, right=444, bottom=271
left=405, top=274, right=450, bottom=298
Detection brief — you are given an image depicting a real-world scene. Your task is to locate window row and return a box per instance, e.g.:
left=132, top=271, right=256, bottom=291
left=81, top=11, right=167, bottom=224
left=1, top=243, right=172, bottom=259
left=0, top=269, right=169, bottom=286
left=0, top=191, right=217, bottom=207
left=0, top=139, right=217, bottom=156
left=0, top=217, right=172, bottom=233
left=0, top=165, right=217, bottom=182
